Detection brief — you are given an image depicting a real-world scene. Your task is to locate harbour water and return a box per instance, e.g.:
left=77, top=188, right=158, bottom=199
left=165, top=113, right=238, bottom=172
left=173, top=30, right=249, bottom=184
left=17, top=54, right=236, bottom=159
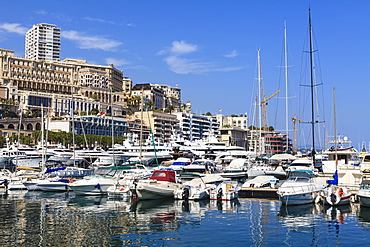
left=1, top=191, right=370, bottom=246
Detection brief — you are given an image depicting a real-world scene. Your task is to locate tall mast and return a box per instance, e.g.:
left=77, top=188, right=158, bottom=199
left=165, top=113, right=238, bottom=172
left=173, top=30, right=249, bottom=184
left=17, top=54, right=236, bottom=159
left=284, top=19, right=289, bottom=152
left=333, top=88, right=338, bottom=170
left=308, top=8, right=316, bottom=165
left=110, top=88, right=115, bottom=166
left=139, top=88, right=144, bottom=162
left=257, top=49, right=263, bottom=154
left=71, top=87, right=76, bottom=167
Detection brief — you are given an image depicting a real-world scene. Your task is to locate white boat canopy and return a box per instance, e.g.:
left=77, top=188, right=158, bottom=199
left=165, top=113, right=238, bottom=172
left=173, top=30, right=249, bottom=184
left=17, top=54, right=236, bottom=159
left=269, top=154, right=296, bottom=161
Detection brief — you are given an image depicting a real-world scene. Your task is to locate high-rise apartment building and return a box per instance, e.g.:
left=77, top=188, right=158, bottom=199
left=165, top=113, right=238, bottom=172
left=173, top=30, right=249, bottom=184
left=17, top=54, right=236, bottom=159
left=25, top=23, right=61, bottom=61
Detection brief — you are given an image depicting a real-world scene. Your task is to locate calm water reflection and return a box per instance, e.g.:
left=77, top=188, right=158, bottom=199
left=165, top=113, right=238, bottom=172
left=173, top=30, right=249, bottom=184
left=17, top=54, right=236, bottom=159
left=1, top=191, right=370, bottom=246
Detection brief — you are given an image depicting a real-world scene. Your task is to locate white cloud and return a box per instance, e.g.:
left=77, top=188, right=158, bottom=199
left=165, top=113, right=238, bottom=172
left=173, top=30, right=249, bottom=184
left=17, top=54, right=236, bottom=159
left=0, top=23, right=28, bottom=35
left=105, top=58, right=130, bottom=67
left=159, top=40, right=242, bottom=74
left=35, top=10, right=47, bottom=15
left=170, top=40, right=198, bottom=55
left=62, top=30, right=122, bottom=51
left=84, top=17, right=116, bottom=25
left=224, top=50, right=238, bottom=58
left=165, top=56, right=214, bottom=74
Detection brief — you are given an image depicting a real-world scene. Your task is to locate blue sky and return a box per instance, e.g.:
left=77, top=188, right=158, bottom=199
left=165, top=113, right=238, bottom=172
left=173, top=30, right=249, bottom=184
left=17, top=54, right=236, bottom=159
left=1, top=0, right=370, bottom=151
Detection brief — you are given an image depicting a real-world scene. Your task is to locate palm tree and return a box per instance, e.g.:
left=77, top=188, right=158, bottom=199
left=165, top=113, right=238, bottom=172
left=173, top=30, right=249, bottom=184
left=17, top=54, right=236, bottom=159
left=165, top=105, right=175, bottom=114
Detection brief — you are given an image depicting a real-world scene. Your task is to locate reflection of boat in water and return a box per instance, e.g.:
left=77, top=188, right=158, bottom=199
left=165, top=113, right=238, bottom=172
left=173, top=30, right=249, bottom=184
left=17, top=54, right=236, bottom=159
left=209, top=198, right=241, bottom=212
left=173, top=199, right=210, bottom=214
left=322, top=204, right=351, bottom=225
left=358, top=205, right=370, bottom=225
left=130, top=198, right=175, bottom=213
left=279, top=203, right=321, bottom=231
left=68, top=195, right=131, bottom=212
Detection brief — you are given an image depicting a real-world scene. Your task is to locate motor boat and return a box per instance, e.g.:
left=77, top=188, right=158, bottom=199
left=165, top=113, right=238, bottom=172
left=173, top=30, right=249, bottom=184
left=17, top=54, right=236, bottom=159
left=174, top=174, right=225, bottom=200
left=357, top=175, right=370, bottom=207
left=131, top=169, right=182, bottom=200
left=277, top=170, right=324, bottom=205
left=69, top=166, right=125, bottom=195
left=209, top=179, right=240, bottom=201
left=318, top=170, right=352, bottom=206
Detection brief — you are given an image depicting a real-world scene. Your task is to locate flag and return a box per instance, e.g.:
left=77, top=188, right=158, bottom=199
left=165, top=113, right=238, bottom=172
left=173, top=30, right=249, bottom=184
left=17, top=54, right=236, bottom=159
left=97, top=112, right=106, bottom=118
left=175, top=83, right=179, bottom=86
left=218, top=109, right=222, bottom=112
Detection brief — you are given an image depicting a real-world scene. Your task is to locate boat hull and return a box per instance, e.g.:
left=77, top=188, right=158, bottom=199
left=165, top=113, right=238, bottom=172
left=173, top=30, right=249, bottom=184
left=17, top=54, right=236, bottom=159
left=279, top=191, right=319, bottom=205
left=69, top=178, right=115, bottom=195
left=132, top=181, right=181, bottom=200
left=37, top=181, right=70, bottom=192
left=359, top=195, right=370, bottom=207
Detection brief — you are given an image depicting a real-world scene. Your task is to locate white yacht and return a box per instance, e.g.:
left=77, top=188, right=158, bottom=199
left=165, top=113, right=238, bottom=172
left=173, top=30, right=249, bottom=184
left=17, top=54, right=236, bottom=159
left=174, top=174, right=225, bottom=200
left=69, top=166, right=125, bottom=195
left=358, top=175, right=370, bottom=207
left=131, top=169, right=182, bottom=200
left=277, top=170, right=323, bottom=205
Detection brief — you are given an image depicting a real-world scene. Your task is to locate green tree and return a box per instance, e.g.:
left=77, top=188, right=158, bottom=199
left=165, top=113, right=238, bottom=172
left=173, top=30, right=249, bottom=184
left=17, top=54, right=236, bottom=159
left=164, top=105, right=175, bottom=114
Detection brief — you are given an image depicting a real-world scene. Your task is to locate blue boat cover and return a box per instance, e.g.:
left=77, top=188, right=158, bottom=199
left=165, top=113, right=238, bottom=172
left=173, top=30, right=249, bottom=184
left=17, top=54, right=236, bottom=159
left=45, top=167, right=66, bottom=174
left=327, top=170, right=339, bottom=185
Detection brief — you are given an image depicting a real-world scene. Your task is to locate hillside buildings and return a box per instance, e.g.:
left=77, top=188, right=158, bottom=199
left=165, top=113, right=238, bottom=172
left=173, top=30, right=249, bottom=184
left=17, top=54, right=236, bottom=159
left=0, top=48, right=125, bottom=116
left=0, top=22, right=293, bottom=153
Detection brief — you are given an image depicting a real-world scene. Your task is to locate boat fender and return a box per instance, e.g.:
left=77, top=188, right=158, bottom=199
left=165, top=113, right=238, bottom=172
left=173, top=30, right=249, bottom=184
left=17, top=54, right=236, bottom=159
left=217, top=188, right=223, bottom=201
left=95, top=183, right=101, bottom=190
left=338, top=188, right=344, bottom=197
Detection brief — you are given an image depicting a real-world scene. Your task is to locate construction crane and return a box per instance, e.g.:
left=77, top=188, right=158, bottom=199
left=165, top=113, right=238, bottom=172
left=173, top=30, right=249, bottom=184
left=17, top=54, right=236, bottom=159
left=260, top=90, right=280, bottom=131
left=291, top=114, right=305, bottom=153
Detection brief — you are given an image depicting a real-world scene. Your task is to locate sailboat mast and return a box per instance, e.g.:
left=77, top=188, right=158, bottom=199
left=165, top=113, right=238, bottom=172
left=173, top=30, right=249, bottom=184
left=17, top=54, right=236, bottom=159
left=333, top=88, right=338, bottom=168
left=308, top=8, right=316, bottom=165
left=71, top=88, right=76, bottom=167
left=110, top=88, right=115, bottom=166
left=257, top=49, right=263, bottom=154
left=284, top=20, right=289, bottom=152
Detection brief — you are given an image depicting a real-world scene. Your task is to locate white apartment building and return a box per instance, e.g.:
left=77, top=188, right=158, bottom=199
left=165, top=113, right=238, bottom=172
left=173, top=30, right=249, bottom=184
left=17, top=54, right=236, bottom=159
left=173, top=112, right=219, bottom=141
left=25, top=23, right=61, bottom=61
left=133, top=111, right=179, bottom=144
left=216, top=114, right=248, bottom=130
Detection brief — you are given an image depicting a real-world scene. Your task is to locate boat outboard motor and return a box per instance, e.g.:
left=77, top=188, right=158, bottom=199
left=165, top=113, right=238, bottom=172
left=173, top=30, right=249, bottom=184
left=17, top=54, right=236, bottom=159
left=182, top=186, right=190, bottom=200
left=0, top=179, right=9, bottom=190
left=217, top=188, right=223, bottom=201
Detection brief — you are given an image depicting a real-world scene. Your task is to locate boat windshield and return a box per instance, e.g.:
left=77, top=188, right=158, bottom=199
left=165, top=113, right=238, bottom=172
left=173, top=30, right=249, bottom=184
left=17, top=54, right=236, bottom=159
left=360, top=184, right=370, bottom=190
left=93, top=167, right=116, bottom=177
left=287, top=177, right=310, bottom=183
left=290, top=163, right=311, bottom=167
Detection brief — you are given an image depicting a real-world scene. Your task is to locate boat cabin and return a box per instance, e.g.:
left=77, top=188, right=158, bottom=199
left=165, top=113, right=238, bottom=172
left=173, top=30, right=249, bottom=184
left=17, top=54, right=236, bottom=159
left=150, top=170, right=177, bottom=183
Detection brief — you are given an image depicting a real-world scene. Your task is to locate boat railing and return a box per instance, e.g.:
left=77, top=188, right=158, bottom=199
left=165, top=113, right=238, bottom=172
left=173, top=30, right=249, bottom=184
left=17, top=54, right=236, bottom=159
left=279, top=184, right=320, bottom=195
